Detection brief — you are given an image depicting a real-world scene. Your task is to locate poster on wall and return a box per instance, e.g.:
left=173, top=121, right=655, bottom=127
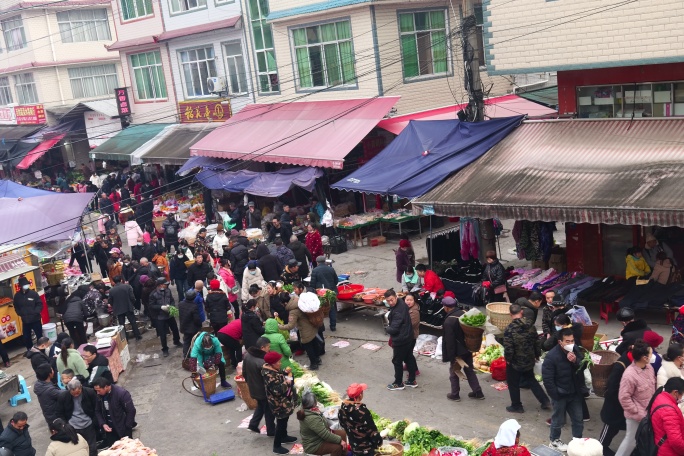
left=14, top=105, right=46, bottom=125
left=178, top=99, right=231, bottom=123
left=0, top=107, right=16, bottom=125
left=84, top=110, right=120, bottom=148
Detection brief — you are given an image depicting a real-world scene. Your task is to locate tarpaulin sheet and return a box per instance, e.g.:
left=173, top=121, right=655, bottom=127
left=176, top=156, right=233, bottom=176
left=0, top=180, right=51, bottom=198
left=196, top=167, right=323, bottom=197
left=190, top=97, right=399, bottom=169
left=0, top=192, right=95, bottom=244
left=15, top=134, right=66, bottom=170
left=331, top=116, right=525, bottom=199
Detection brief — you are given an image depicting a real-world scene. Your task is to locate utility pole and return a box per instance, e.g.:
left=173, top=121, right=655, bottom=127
left=460, top=0, right=485, bottom=122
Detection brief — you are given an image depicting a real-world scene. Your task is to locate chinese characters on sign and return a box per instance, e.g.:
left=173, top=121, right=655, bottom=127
left=178, top=99, right=231, bottom=123
left=115, top=87, right=131, bottom=117
left=14, top=105, right=46, bottom=125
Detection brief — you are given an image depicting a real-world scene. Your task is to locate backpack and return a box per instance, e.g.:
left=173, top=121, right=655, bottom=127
left=632, top=403, right=673, bottom=456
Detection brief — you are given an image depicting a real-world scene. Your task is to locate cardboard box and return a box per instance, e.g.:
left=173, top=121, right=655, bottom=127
left=119, top=345, right=130, bottom=370
left=114, top=326, right=127, bottom=354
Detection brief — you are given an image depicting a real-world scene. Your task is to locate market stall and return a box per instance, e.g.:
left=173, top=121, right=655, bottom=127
left=0, top=252, right=47, bottom=341
left=79, top=326, right=130, bottom=382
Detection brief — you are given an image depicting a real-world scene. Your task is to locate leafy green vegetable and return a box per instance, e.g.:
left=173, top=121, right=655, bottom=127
left=402, top=426, right=475, bottom=456
left=318, top=290, right=337, bottom=308
left=282, top=284, right=294, bottom=293
left=370, top=410, right=392, bottom=431
left=289, top=362, right=304, bottom=379
left=394, top=420, right=408, bottom=439
left=168, top=306, right=179, bottom=318
left=593, top=336, right=601, bottom=351
left=310, top=383, right=332, bottom=406
left=578, top=349, right=593, bottom=373
left=480, top=345, right=503, bottom=363
left=461, top=313, right=486, bottom=327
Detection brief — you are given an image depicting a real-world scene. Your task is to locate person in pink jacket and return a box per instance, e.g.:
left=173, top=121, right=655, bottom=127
left=218, top=258, right=238, bottom=317
left=124, top=216, right=144, bottom=249
left=615, top=340, right=656, bottom=456
left=650, top=377, right=684, bottom=456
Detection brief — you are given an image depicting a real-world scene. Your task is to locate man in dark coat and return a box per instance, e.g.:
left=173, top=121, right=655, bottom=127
left=227, top=202, right=243, bottom=230
left=99, top=193, right=113, bottom=218
left=179, top=290, right=202, bottom=357
left=288, top=237, right=312, bottom=278
left=108, top=276, right=141, bottom=340
left=267, top=218, right=292, bottom=245
left=310, top=256, right=339, bottom=331
left=256, top=243, right=282, bottom=282
left=135, top=193, right=154, bottom=230
left=242, top=337, right=274, bottom=436
left=229, top=236, right=250, bottom=284
left=246, top=201, right=261, bottom=229
left=441, top=297, right=483, bottom=401
left=34, top=365, right=61, bottom=426
left=385, top=290, right=416, bottom=390
left=541, top=291, right=571, bottom=338
left=615, top=307, right=650, bottom=355
left=24, top=337, right=51, bottom=375
left=161, top=213, right=180, bottom=253
left=503, top=303, right=550, bottom=413
left=13, top=277, right=43, bottom=351
left=186, top=253, right=212, bottom=285
left=131, top=237, right=155, bottom=263
left=58, top=378, right=99, bottom=456
left=514, top=291, right=543, bottom=328
left=599, top=351, right=631, bottom=456
left=542, top=328, right=586, bottom=450
left=0, top=411, right=35, bottom=456
left=93, top=378, right=136, bottom=448
left=149, top=278, right=181, bottom=357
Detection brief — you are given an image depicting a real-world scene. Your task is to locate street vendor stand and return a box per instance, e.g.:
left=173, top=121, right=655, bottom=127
left=0, top=252, right=47, bottom=342
left=379, top=213, right=424, bottom=237
left=79, top=326, right=130, bottom=382
left=335, top=219, right=382, bottom=245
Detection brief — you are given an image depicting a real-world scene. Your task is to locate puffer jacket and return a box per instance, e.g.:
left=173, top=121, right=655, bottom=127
left=482, top=260, right=506, bottom=288
left=657, top=359, right=684, bottom=388
left=263, top=319, right=292, bottom=370
left=149, top=287, right=175, bottom=321
left=386, top=299, right=412, bottom=347
left=408, top=302, right=420, bottom=340
left=205, top=290, right=229, bottom=326
left=503, top=317, right=540, bottom=372
left=229, top=238, right=250, bottom=278
left=616, top=319, right=651, bottom=355
left=243, top=347, right=267, bottom=400
left=619, top=362, right=656, bottom=421
left=25, top=347, right=50, bottom=373
left=288, top=240, right=312, bottom=278
left=241, top=268, right=265, bottom=302
left=178, top=298, right=202, bottom=335
left=34, top=380, right=62, bottom=425
left=542, top=322, right=583, bottom=352
left=0, top=423, right=35, bottom=456
left=299, top=409, right=342, bottom=454
left=161, top=217, right=180, bottom=244
left=256, top=244, right=282, bottom=282
left=515, top=297, right=540, bottom=327
left=650, top=390, right=684, bottom=456
left=45, top=433, right=89, bottom=456
left=279, top=297, right=319, bottom=344
left=541, top=344, right=586, bottom=400
left=62, top=295, right=88, bottom=323
left=241, top=309, right=265, bottom=349
left=262, top=365, right=297, bottom=419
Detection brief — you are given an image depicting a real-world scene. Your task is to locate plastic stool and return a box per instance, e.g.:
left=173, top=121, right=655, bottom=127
left=9, top=375, right=31, bottom=406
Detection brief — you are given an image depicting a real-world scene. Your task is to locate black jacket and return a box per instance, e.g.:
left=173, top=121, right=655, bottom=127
left=441, top=308, right=470, bottom=363
left=289, top=240, right=312, bottom=278
left=95, top=385, right=136, bottom=437
left=503, top=317, right=540, bottom=372
left=35, top=380, right=62, bottom=426
left=87, top=353, right=113, bottom=384
left=62, top=295, right=88, bottom=323
left=24, top=347, right=50, bottom=373
left=542, top=322, right=584, bottom=352
left=131, top=244, right=155, bottom=262
left=241, top=310, right=265, bottom=349
left=246, top=209, right=261, bottom=229
left=541, top=304, right=572, bottom=336
left=256, top=244, right=282, bottom=282
left=121, top=263, right=136, bottom=283
left=57, top=386, right=97, bottom=424
left=616, top=319, right=650, bottom=355
left=149, top=287, right=175, bottom=321
left=161, top=218, right=180, bottom=244
left=108, top=283, right=135, bottom=316
left=482, top=260, right=506, bottom=288
left=0, top=423, right=35, bottom=456
left=267, top=224, right=292, bottom=245
left=169, top=256, right=188, bottom=281
left=310, top=264, right=338, bottom=291
left=386, top=299, right=412, bottom=347
left=179, top=298, right=202, bottom=334
left=600, top=352, right=631, bottom=427
left=542, top=344, right=586, bottom=401
left=186, top=262, right=212, bottom=285
left=13, top=289, right=42, bottom=323
left=515, top=297, right=540, bottom=327
left=242, top=347, right=267, bottom=400
left=229, top=240, right=249, bottom=278
left=205, top=291, right=229, bottom=326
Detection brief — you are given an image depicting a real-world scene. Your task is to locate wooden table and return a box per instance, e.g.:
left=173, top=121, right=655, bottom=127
left=0, top=375, right=19, bottom=404
left=336, top=220, right=381, bottom=244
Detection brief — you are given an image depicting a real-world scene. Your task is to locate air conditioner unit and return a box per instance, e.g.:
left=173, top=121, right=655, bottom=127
left=207, top=76, right=226, bottom=93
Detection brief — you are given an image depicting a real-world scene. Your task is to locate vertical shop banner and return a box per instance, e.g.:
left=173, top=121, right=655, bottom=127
left=115, top=87, right=131, bottom=117
left=14, top=105, right=46, bottom=125
left=179, top=99, right=231, bottom=123
left=0, top=107, right=16, bottom=125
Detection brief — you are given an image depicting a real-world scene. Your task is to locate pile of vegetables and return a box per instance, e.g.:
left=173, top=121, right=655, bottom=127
left=373, top=417, right=478, bottom=456
left=294, top=373, right=339, bottom=406
left=472, top=344, right=503, bottom=372
left=317, top=289, right=337, bottom=308
left=460, top=313, right=486, bottom=327
left=593, top=336, right=601, bottom=351
left=289, top=362, right=304, bottom=379
left=282, top=283, right=294, bottom=293
left=167, top=306, right=179, bottom=318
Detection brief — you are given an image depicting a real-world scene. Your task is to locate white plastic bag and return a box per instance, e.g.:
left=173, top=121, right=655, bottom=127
left=533, top=359, right=543, bottom=377
left=567, top=305, right=592, bottom=326
left=433, top=336, right=443, bottom=359
left=414, top=334, right=439, bottom=352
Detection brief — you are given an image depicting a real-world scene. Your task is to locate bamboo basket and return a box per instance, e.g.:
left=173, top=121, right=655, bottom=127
left=589, top=350, right=620, bottom=397
left=152, top=216, right=166, bottom=231
left=486, top=302, right=512, bottom=332
left=459, top=319, right=485, bottom=352
left=304, top=308, right=325, bottom=327
left=192, top=369, right=217, bottom=396
left=581, top=321, right=600, bottom=351
left=235, top=377, right=257, bottom=409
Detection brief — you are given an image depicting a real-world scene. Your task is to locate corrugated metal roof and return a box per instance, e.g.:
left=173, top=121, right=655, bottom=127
left=413, top=118, right=684, bottom=227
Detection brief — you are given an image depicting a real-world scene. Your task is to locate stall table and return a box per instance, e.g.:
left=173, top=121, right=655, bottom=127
left=0, top=374, right=19, bottom=404
left=380, top=215, right=424, bottom=237
left=78, top=341, right=124, bottom=382
left=335, top=220, right=382, bottom=245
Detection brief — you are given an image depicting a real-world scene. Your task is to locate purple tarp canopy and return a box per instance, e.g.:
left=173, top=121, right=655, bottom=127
left=196, top=167, right=323, bottom=197
left=0, top=192, right=95, bottom=244
left=0, top=180, right=52, bottom=198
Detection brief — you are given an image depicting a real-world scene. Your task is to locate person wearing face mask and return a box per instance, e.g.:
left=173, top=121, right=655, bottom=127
left=642, top=330, right=664, bottom=375
left=14, top=276, right=43, bottom=351
left=542, top=314, right=583, bottom=352
left=657, top=342, right=684, bottom=392
left=614, top=340, right=656, bottom=456
left=542, top=328, right=587, bottom=452
left=131, top=236, right=154, bottom=263
left=121, top=255, right=136, bottom=283
left=649, top=377, right=684, bottom=456
left=169, top=250, right=189, bottom=301
left=149, top=277, right=181, bottom=357
left=401, top=266, right=421, bottom=292
left=241, top=260, right=265, bottom=302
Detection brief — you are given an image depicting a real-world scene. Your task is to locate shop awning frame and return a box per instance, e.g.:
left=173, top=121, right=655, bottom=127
left=132, top=123, right=218, bottom=166
left=90, top=123, right=171, bottom=162
left=413, top=118, right=684, bottom=227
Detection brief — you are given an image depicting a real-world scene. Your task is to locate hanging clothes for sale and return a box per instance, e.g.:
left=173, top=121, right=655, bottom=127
left=459, top=218, right=480, bottom=261
left=512, top=220, right=555, bottom=262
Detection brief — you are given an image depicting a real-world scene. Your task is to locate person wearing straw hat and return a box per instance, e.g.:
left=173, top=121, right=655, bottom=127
left=297, top=391, right=347, bottom=456
left=480, top=419, right=531, bottom=456
left=261, top=351, right=298, bottom=454
left=338, top=383, right=382, bottom=456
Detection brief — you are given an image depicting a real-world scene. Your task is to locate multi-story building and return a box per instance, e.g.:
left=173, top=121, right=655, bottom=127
left=239, top=0, right=512, bottom=116
left=485, top=0, right=684, bottom=118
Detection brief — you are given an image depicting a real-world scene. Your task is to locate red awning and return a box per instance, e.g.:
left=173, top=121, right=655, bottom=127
left=16, top=134, right=65, bottom=170
left=190, top=97, right=399, bottom=169
left=377, top=94, right=557, bottom=135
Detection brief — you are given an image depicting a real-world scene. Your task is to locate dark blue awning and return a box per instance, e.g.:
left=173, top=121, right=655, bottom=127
left=197, top=167, right=323, bottom=197
left=331, top=116, right=524, bottom=198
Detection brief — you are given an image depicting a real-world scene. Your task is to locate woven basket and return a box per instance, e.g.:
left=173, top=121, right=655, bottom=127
left=192, top=369, right=217, bottom=396
left=153, top=216, right=166, bottom=231
left=486, top=302, right=512, bottom=332
left=581, top=321, right=600, bottom=351
left=235, top=377, right=257, bottom=409
left=589, top=350, right=620, bottom=397
left=459, top=320, right=485, bottom=352
left=304, top=308, right=325, bottom=328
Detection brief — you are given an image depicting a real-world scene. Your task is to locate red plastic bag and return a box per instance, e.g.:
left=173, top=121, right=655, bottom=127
left=490, top=357, right=507, bottom=381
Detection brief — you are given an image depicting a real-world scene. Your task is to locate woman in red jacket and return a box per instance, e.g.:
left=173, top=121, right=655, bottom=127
left=650, top=377, right=684, bottom=456
left=305, top=224, right=324, bottom=267
left=415, top=263, right=445, bottom=295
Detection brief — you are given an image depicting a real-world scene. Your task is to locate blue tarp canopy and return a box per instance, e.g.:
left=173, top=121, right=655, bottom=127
left=196, top=167, right=323, bottom=197
left=331, top=116, right=525, bottom=199
left=176, top=156, right=233, bottom=176
left=0, top=180, right=52, bottom=198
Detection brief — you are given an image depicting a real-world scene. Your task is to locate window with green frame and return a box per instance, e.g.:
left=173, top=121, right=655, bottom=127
left=130, top=51, right=168, bottom=100
left=292, top=20, right=355, bottom=89
left=120, top=0, right=153, bottom=21
left=248, top=0, right=278, bottom=93
left=398, top=10, right=448, bottom=79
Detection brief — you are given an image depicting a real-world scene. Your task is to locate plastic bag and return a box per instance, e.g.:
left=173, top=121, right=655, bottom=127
left=289, top=329, right=298, bottom=342
left=178, top=222, right=202, bottom=241
left=414, top=334, right=439, bottom=352
left=533, top=359, right=543, bottom=377
left=566, top=305, right=592, bottom=326
left=433, top=336, right=443, bottom=359
left=490, top=357, right=507, bottom=381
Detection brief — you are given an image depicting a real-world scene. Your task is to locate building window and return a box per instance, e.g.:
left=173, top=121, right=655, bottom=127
left=224, top=42, right=247, bottom=95
left=576, top=82, right=684, bottom=119
left=130, top=51, right=167, bottom=100
left=57, top=9, right=111, bottom=42
left=68, top=64, right=119, bottom=99
left=14, top=73, right=37, bottom=104
left=0, top=77, right=12, bottom=105
left=398, top=10, right=448, bottom=79
left=292, top=20, right=355, bottom=89
left=179, top=47, right=217, bottom=98
left=170, top=0, right=207, bottom=14
left=248, top=0, right=278, bottom=93
left=2, top=16, right=26, bottom=51
left=474, top=3, right=485, bottom=67
left=120, top=0, right=153, bottom=21
left=215, top=0, right=233, bottom=5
